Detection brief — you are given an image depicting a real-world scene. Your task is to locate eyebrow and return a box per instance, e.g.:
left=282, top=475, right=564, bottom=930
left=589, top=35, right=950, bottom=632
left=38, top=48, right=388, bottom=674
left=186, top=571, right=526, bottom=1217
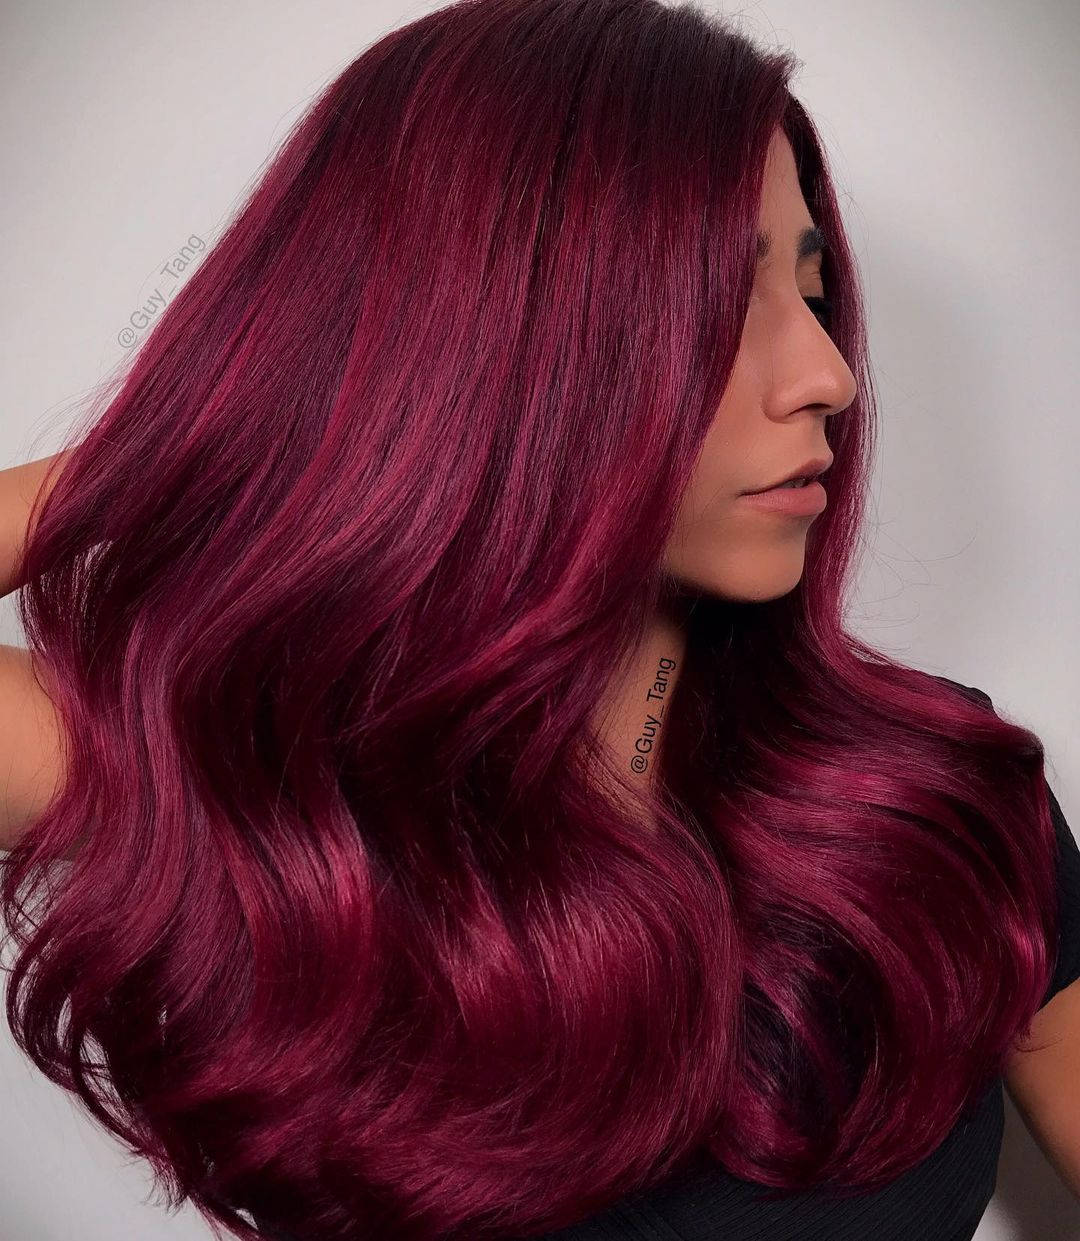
left=756, top=224, right=828, bottom=264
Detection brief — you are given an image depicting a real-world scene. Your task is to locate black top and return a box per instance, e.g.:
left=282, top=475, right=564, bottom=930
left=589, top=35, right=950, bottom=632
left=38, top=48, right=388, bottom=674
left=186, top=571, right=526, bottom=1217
left=250, top=680, right=1080, bottom=1241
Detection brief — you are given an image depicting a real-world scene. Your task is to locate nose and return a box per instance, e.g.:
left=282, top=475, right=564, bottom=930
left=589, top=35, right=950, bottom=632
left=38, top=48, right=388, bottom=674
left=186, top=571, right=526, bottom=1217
left=765, top=311, right=858, bottom=423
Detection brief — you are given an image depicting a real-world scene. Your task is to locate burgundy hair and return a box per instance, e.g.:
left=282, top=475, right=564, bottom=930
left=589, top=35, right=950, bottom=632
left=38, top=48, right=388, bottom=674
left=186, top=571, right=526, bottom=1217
left=1, top=1, right=1060, bottom=1238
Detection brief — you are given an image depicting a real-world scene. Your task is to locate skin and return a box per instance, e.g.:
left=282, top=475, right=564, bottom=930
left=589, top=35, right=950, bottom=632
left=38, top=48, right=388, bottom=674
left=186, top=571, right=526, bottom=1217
left=662, top=128, right=857, bottom=606
left=591, top=126, right=856, bottom=788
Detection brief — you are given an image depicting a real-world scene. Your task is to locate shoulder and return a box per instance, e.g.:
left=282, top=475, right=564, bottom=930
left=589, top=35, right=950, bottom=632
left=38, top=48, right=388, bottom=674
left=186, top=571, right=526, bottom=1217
left=0, top=643, right=67, bottom=853
left=927, top=673, right=1080, bottom=1004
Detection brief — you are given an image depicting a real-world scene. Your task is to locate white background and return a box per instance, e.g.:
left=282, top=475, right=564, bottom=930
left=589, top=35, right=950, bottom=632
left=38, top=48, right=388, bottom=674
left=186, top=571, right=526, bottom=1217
left=1, top=0, right=1078, bottom=1237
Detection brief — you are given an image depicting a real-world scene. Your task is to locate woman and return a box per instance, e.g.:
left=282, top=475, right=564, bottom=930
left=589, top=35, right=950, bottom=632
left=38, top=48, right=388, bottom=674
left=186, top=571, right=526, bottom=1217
left=1, top=1, right=1077, bottom=1238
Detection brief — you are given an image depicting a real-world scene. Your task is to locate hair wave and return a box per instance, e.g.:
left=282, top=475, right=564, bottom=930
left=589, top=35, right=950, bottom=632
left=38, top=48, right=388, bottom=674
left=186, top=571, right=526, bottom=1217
left=1, top=1, right=1060, bottom=1238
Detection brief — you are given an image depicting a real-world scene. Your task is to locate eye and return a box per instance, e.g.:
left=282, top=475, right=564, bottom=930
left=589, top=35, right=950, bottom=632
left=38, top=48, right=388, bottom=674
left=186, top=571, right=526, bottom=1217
left=803, top=295, right=834, bottom=332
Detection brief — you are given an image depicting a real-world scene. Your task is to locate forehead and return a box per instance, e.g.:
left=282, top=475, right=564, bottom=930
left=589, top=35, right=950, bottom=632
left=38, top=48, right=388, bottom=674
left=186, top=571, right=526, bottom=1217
left=754, top=129, right=814, bottom=248
left=755, top=133, right=823, bottom=266
left=760, top=128, right=805, bottom=204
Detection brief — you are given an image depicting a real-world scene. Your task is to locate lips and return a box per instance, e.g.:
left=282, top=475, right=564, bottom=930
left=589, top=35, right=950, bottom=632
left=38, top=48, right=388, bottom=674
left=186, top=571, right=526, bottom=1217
left=743, top=454, right=834, bottom=494
left=739, top=477, right=828, bottom=515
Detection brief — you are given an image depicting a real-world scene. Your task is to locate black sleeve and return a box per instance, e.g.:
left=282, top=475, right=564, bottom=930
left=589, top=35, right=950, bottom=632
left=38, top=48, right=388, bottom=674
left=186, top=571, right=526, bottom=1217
left=934, top=675, right=1080, bottom=1008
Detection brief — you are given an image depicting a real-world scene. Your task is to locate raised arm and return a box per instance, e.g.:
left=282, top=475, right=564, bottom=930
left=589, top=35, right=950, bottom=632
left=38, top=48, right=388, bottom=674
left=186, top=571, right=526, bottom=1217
left=0, top=451, right=72, bottom=599
left=0, top=452, right=72, bottom=851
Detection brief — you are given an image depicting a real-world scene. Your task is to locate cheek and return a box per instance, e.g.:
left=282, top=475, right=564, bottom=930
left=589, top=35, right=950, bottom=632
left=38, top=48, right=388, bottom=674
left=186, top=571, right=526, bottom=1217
left=669, top=377, right=753, bottom=544
left=675, top=476, right=725, bottom=534
left=676, top=433, right=739, bottom=526
left=664, top=464, right=740, bottom=576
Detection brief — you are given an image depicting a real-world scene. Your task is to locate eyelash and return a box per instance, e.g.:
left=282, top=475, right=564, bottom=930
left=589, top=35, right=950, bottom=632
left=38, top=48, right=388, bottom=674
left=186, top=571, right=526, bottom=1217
left=804, top=295, right=834, bottom=331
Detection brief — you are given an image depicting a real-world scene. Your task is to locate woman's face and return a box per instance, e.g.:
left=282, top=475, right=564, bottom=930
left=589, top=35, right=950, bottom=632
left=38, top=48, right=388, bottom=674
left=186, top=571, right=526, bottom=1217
left=662, top=128, right=858, bottom=603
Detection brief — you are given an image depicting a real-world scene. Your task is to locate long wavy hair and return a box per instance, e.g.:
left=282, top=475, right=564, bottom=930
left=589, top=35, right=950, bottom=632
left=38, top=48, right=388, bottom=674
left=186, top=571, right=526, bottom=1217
left=1, top=1, right=1061, bottom=1238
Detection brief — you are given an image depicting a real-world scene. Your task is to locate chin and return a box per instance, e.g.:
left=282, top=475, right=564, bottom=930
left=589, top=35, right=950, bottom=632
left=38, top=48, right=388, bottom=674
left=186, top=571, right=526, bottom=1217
left=719, top=577, right=802, bottom=603
left=670, top=555, right=806, bottom=604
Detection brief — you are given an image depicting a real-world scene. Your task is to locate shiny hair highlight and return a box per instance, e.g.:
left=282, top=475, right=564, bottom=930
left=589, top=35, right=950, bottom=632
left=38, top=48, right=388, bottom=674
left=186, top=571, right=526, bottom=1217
left=1, top=1, right=1061, bottom=1238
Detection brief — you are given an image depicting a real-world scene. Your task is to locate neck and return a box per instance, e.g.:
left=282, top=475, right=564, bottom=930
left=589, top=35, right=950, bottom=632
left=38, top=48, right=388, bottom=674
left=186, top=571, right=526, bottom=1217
left=590, top=588, right=692, bottom=813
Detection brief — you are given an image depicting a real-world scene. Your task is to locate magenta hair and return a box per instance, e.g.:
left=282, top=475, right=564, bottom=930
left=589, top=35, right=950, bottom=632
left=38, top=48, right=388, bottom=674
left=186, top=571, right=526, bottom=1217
left=1, top=1, right=1060, bottom=1238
